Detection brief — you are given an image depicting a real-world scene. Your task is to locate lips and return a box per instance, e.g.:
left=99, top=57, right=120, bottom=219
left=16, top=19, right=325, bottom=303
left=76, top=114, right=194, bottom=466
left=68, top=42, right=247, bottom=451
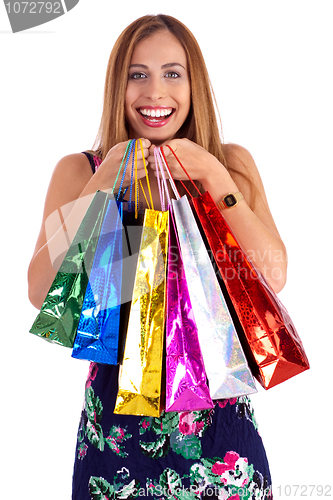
left=136, top=106, right=175, bottom=128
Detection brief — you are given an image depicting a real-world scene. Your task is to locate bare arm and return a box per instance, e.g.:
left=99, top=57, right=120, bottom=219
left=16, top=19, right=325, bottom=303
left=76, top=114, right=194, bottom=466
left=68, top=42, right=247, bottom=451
left=28, top=141, right=150, bottom=309
left=28, top=154, right=98, bottom=309
left=149, top=140, right=287, bottom=293
left=202, top=143, right=287, bottom=292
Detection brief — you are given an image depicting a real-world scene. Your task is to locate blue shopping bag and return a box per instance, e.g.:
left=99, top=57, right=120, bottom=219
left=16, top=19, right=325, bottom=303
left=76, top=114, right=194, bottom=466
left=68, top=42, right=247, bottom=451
left=71, top=196, right=124, bottom=364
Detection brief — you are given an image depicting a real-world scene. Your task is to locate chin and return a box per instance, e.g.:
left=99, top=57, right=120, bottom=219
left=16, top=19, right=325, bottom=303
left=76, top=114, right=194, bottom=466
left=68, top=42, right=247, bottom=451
left=127, top=119, right=179, bottom=145
left=148, top=136, right=172, bottom=146
left=144, top=127, right=176, bottom=144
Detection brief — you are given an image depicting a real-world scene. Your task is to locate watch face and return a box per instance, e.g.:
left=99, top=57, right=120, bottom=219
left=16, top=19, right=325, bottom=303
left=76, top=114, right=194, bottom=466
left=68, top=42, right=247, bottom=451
left=224, top=194, right=237, bottom=207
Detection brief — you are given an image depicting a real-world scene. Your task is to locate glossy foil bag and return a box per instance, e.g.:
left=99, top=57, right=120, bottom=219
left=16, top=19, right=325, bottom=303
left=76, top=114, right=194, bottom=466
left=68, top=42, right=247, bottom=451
left=192, top=191, right=310, bottom=389
left=30, top=142, right=136, bottom=353
left=114, top=209, right=169, bottom=417
left=30, top=191, right=110, bottom=347
left=71, top=196, right=123, bottom=364
left=166, top=207, right=213, bottom=412
left=172, top=196, right=257, bottom=399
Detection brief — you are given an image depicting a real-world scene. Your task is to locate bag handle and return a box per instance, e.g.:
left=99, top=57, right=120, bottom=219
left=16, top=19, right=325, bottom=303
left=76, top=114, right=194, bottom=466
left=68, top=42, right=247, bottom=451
left=115, top=139, right=155, bottom=217
left=156, top=147, right=178, bottom=204
left=154, top=147, right=164, bottom=210
left=129, top=141, right=170, bottom=214
left=129, top=139, right=137, bottom=209
left=115, top=139, right=134, bottom=200
left=160, top=145, right=201, bottom=199
left=154, top=147, right=172, bottom=210
left=125, top=139, right=147, bottom=215
left=136, top=139, right=154, bottom=214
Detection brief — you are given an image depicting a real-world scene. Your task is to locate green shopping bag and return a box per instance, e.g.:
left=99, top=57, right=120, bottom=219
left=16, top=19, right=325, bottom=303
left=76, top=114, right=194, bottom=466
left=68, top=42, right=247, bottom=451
left=30, top=190, right=110, bottom=347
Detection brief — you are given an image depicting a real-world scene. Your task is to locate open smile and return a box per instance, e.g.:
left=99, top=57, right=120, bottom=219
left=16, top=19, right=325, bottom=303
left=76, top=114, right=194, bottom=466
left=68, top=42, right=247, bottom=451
left=136, top=106, right=175, bottom=127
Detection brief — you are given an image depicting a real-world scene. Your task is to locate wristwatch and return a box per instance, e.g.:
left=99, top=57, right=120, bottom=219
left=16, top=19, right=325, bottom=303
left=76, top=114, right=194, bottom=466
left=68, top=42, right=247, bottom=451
left=216, top=192, right=244, bottom=210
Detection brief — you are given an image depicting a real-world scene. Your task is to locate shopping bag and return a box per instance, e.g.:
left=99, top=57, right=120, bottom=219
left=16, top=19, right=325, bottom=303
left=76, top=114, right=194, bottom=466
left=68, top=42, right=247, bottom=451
left=71, top=141, right=136, bottom=363
left=71, top=197, right=124, bottom=363
left=30, top=140, right=133, bottom=350
left=148, top=147, right=213, bottom=412
left=162, top=146, right=310, bottom=389
left=30, top=190, right=110, bottom=347
left=158, top=147, right=256, bottom=399
left=194, top=191, right=310, bottom=389
left=114, top=142, right=169, bottom=416
left=165, top=206, right=214, bottom=411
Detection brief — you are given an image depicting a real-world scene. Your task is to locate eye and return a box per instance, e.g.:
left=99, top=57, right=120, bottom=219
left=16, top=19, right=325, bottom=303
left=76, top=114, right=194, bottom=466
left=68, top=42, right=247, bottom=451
left=129, top=72, right=147, bottom=80
left=165, top=71, right=180, bottom=79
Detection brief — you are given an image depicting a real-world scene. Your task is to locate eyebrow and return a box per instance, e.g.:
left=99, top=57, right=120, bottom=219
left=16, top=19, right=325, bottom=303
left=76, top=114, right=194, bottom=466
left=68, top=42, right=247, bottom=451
left=129, top=62, right=186, bottom=70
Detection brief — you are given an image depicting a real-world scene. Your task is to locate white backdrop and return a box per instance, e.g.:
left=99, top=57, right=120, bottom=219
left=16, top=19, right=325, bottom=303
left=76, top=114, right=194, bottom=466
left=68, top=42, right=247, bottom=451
left=1, top=1, right=332, bottom=498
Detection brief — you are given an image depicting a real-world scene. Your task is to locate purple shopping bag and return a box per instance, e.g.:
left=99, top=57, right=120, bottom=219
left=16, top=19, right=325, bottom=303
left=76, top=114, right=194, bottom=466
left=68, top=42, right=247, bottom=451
left=165, top=197, right=213, bottom=412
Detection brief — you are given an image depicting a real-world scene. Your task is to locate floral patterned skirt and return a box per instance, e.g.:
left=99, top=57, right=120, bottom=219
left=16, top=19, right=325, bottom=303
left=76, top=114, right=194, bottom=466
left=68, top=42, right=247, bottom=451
left=72, top=363, right=272, bottom=500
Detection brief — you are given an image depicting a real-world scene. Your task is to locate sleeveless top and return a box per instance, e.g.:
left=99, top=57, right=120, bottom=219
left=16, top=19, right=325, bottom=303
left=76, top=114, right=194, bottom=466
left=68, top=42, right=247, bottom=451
left=71, top=153, right=273, bottom=500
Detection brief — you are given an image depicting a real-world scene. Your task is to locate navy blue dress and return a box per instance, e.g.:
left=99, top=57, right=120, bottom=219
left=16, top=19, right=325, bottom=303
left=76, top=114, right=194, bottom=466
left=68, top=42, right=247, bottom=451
left=72, top=154, right=272, bottom=500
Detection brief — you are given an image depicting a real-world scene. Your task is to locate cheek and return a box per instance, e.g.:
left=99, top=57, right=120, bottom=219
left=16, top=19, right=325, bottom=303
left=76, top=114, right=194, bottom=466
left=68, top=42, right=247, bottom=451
left=125, top=85, right=137, bottom=115
left=179, top=97, right=191, bottom=121
left=179, top=85, right=191, bottom=114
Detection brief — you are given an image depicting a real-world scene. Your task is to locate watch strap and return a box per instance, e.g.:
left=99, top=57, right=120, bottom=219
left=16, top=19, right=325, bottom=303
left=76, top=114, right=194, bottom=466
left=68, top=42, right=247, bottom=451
left=216, top=192, right=244, bottom=210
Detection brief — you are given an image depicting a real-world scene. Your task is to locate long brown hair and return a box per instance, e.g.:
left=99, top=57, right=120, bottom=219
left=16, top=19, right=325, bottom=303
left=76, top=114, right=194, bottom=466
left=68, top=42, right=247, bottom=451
left=92, top=14, right=253, bottom=201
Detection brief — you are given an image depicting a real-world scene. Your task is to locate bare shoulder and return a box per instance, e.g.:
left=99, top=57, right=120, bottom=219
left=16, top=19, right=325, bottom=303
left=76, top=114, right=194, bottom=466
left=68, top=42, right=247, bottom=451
left=222, top=143, right=258, bottom=175
left=42, top=152, right=94, bottom=211
left=52, top=153, right=93, bottom=184
left=31, top=153, right=94, bottom=257
left=46, top=153, right=94, bottom=205
left=222, top=143, right=265, bottom=199
left=222, top=143, right=282, bottom=237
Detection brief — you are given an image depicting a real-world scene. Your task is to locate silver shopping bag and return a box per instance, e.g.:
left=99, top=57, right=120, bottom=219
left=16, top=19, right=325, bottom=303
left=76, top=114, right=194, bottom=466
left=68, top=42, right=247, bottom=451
left=172, top=196, right=257, bottom=399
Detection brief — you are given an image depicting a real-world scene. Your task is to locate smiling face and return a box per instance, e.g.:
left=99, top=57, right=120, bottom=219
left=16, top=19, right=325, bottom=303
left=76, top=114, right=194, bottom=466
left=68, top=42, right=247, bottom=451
left=125, top=30, right=191, bottom=145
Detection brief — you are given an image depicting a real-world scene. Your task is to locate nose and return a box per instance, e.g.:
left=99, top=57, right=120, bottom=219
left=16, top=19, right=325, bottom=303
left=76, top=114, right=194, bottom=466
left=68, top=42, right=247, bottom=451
left=144, top=75, right=166, bottom=102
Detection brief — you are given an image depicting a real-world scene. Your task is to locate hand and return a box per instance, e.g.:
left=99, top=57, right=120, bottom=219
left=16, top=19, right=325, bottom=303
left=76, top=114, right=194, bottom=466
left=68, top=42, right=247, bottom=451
left=147, top=138, right=223, bottom=184
left=96, top=139, right=151, bottom=190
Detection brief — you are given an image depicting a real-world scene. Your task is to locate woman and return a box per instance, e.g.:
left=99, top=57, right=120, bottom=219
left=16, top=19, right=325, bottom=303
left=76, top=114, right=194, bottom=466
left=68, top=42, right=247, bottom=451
left=28, top=14, right=285, bottom=499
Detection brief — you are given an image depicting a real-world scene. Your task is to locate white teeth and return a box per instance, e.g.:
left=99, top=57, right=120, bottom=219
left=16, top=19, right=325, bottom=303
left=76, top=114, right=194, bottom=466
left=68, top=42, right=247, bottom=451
left=139, top=108, right=173, bottom=118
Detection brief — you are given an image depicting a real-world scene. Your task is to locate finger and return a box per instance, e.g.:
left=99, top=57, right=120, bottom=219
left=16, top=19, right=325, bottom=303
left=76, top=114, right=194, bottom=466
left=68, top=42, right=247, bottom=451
left=147, top=147, right=162, bottom=163
left=138, top=138, right=151, bottom=149
left=160, top=144, right=174, bottom=157
left=147, top=155, right=156, bottom=165
left=136, top=168, right=148, bottom=179
left=153, top=166, right=169, bottom=178
left=136, top=154, right=149, bottom=164
left=126, top=152, right=149, bottom=167
left=148, top=155, right=162, bottom=169
left=149, top=144, right=171, bottom=159
left=147, top=150, right=170, bottom=166
left=133, top=144, right=151, bottom=159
